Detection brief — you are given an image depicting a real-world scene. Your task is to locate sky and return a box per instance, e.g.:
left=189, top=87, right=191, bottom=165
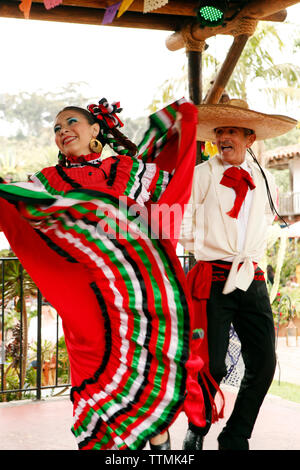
left=0, top=14, right=187, bottom=120
left=0, top=2, right=300, bottom=127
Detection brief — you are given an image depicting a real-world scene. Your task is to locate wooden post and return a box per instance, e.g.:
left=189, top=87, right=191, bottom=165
left=187, top=51, right=202, bottom=105
left=186, top=48, right=203, bottom=264
left=179, top=24, right=207, bottom=162
left=187, top=50, right=203, bottom=164
left=204, top=34, right=249, bottom=104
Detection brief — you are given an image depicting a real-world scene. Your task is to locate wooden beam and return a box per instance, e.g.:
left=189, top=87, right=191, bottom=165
left=2, top=1, right=293, bottom=31
left=29, top=0, right=295, bottom=19
left=243, top=0, right=300, bottom=19
left=262, top=10, right=288, bottom=21
left=204, top=34, right=250, bottom=105
left=31, top=0, right=198, bottom=16
left=0, top=1, right=192, bottom=30
left=166, top=0, right=300, bottom=51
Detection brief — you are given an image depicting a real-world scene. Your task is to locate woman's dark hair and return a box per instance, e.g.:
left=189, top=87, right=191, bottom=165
left=56, top=106, right=138, bottom=164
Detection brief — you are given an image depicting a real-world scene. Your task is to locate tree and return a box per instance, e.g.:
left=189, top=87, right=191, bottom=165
left=0, top=84, right=150, bottom=182
left=0, top=135, right=58, bottom=181
left=266, top=238, right=300, bottom=325
left=149, top=22, right=300, bottom=126
left=0, top=82, right=91, bottom=137
left=227, top=23, right=300, bottom=107
left=1, top=258, right=37, bottom=399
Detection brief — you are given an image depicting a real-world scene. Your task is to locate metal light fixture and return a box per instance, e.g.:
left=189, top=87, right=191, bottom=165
left=196, top=1, right=229, bottom=27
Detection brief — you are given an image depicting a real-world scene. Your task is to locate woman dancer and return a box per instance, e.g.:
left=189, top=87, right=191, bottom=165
left=0, top=97, right=198, bottom=450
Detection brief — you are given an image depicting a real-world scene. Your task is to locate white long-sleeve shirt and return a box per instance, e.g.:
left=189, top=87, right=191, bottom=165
left=179, top=154, right=277, bottom=294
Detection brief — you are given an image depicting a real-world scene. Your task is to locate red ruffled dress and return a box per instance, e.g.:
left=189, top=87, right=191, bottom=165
left=0, top=101, right=199, bottom=449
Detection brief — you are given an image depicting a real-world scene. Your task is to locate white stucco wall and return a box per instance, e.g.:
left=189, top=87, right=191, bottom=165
left=289, top=158, right=300, bottom=214
left=289, top=158, right=300, bottom=193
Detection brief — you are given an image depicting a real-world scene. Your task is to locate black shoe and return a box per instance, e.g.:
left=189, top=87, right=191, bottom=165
left=149, top=430, right=171, bottom=450
left=182, top=429, right=204, bottom=450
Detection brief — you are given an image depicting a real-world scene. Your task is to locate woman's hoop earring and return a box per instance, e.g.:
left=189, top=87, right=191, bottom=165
left=89, top=138, right=103, bottom=154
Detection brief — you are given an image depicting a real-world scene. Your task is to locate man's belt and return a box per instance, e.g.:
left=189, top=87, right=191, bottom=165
left=210, top=260, right=265, bottom=283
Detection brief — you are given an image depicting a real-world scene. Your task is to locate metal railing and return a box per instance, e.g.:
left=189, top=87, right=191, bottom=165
left=0, top=254, right=195, bottom=402
left=0, top=257, right=70, bottom=402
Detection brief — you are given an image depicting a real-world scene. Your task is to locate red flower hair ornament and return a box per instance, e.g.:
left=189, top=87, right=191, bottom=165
left=87, top=98, right=124, bottom=130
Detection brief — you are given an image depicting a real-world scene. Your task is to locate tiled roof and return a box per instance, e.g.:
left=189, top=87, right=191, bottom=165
left=265, top=144, right=300, bottom=168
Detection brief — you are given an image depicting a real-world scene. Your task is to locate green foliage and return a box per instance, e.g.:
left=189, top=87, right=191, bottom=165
left=0, top=258, right=37, bottom=309
left=279, top=240, right=300, bottom=284
left=0, top=367, right=20, bottom=402
left=264, top=126, right=300, bottom=151
left=1, top=318, right=70, bottom=402
left=269, top=168, right=290, bottom=193
left=147, top=72, right=187, bottom=113
left=0, top=258, right=36, bottom=401
left=56, top=336, right=70, bottom=384
left=122, top=116, right=148, bottom=144
left=2, top=306, right=18, bottom=331
left=269, top=381, right=300, bottom=404
left=30, top=339, right=55, bottom=363
left=266, top=239, right=300, bottom=325
left=0, top=257, right=69, bottom=402
left=25, top=366, right=37, bottom=389
left=149, top=22, right=300, bottom=138
left=272, top=292, right=296, bottom=326
left=0, top=82, right=89, bottom=180
left=227, top=23, right=300, bottom=109
left=0, top=82, right=90, bottom=137
left=0, top=83, right=150, bottom=181
left=5, top=322, right=22, bottom=370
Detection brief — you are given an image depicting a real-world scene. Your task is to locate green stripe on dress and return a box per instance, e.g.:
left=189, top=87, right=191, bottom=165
left=58, top=212, right=181, bottom=448
left=3, top=183, right=187, bottom=449
left=123, top=159, right=142, bottom=198
left=0, top=183, right=54, bottom=200
left=34, top=172, right=66, bottom=196
left=151, top=171, right=165, bottom=202
left=62, top=213, right=167, bottom=406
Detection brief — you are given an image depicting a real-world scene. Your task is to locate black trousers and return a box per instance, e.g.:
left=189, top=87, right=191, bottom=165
left=190, top=263, right=276, bottom=449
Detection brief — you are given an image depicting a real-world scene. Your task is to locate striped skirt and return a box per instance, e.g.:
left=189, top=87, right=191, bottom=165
left=0, top=185, right=192, bottom=450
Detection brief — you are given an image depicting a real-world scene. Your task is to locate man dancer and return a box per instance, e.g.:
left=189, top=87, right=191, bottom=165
left=180, top=99, right=297, bottom=450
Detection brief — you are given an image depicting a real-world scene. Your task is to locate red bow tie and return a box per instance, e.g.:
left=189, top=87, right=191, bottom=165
left=220, top=166, right=256, bottom=218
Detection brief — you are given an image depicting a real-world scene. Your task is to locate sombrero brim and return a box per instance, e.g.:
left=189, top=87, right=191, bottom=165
left=196, top=104, right=298, bottom=141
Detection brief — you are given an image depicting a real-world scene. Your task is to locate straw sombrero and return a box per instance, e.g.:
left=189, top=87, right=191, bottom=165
left=197, top=99, right=298, bottom=141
